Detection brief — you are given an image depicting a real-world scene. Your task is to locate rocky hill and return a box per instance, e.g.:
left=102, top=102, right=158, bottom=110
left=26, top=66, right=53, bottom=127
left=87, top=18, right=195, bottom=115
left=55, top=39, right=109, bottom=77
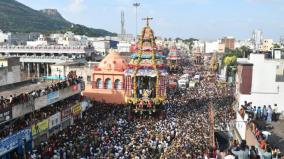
left=0, top=0, right=116, bottom=37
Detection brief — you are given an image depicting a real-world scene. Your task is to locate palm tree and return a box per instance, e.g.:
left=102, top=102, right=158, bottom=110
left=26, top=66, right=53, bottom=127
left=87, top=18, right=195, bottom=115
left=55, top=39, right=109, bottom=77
left=239, top=46, right=251, bottom=58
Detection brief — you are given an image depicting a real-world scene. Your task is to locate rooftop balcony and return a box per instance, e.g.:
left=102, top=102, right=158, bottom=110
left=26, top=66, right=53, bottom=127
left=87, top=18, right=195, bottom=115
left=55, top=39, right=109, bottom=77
left=0, top=78, right=84, bottom=122
left=0, top=45, right=95, bottom=54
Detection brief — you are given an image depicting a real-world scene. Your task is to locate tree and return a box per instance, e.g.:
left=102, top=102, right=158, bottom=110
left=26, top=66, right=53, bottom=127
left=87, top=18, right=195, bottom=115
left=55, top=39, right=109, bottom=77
left=273, top=43, right=281, bottom=48
left=239, top=46, right=251, bottom=58
left=223, top=56, right=237, bottom=66
left=175, top=37, right=182, bottom=42
left=182, top=38, right=199, bottom=53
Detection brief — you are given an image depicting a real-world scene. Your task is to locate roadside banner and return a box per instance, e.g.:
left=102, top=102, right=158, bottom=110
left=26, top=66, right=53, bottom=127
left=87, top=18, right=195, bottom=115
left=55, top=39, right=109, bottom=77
left=71, top=103, right=81, bottom=116
left=0, top=107, right=12, bottom=124
left=61, top=107, right=71, bottom=121
left=47, top=92, right=59, bottom=104
left=32, top=119, right=49, bottom=136
left=0, top=129, right=32, bottom=156
left=48, top=112, right=61, bottom=129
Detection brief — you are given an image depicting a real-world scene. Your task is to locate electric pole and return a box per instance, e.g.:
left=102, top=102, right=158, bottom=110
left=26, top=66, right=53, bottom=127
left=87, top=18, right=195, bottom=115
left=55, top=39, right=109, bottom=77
left=133, top=2, right=140, bottom=41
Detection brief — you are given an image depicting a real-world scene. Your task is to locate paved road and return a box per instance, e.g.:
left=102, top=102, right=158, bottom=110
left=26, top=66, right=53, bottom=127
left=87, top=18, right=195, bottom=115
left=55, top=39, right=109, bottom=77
left=268, top=120, right=284, bottom=151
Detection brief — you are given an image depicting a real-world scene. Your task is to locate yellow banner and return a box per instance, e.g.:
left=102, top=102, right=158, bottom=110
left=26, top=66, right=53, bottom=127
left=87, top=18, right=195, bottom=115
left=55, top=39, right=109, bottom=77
left=71, top=103, right=81, bottom=115
left=32, top=119, right=49, bottom=136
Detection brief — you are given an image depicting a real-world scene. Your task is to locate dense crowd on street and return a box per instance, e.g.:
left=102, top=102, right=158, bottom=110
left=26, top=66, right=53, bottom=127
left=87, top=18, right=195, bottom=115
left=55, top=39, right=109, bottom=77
left=3, top=61, right=283, bottom=159
left=28, top=96, right=236, bottom=159
left=0, top=76, right=83, bottom=111
left=25, top=64, right=240, bottom=159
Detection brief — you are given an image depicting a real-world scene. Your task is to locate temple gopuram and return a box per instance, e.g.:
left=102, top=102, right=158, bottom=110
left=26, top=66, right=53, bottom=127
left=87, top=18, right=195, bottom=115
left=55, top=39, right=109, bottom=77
left=124, top=17, right=168, bottom=114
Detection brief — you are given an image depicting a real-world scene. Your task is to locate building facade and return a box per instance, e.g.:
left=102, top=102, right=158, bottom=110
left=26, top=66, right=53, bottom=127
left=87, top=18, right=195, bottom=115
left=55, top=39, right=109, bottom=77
left=50, top=61, right=98, bottom=84
left=260, top=39, right=273, bottom=52
left=0, top=57, right=21, bottom=86
left=83, top=50, right=127, bottom=104
left=236, top=54, right=284, bottom=115
left=221, top=36, right=235, bottom=50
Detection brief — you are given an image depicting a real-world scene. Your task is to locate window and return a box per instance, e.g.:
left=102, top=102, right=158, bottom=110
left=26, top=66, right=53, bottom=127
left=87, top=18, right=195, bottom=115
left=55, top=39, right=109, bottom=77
left=114, top=79, right=121, bottom=89
left=96, top=78, right=103, bottom=89
left=105, top=78, right=112, bottom=89
left=87, top=76, right=91, bottom=82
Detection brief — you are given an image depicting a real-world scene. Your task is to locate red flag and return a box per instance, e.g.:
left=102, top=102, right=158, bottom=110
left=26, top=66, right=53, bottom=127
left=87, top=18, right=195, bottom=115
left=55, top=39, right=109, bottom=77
left=72, top=85, right=78, bottom=92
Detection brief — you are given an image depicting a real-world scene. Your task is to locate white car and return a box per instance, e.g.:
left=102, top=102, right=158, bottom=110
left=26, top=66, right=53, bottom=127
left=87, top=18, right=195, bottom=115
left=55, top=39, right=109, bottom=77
left=178, top=79, right=188, bottom=89
left=193, top=74, right=200, bottom=81
left=189, top=81, right=197, bottom=88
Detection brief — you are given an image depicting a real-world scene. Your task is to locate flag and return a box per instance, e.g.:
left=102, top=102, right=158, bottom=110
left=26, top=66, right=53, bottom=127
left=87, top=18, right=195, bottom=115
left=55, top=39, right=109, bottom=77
left=72, top=85, right=78, bottom=92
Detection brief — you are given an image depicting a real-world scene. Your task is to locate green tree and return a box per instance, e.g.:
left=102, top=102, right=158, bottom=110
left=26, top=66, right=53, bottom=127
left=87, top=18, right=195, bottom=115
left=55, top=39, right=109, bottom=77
left=183, top=38, right=199, bottom=53
left=239, top=46, right=251, bottom=58
left=175, top=37, right=182, bottom=42
left=223, top=56, right=237, bottom=66
left=273, top=43, right=281, bottom=48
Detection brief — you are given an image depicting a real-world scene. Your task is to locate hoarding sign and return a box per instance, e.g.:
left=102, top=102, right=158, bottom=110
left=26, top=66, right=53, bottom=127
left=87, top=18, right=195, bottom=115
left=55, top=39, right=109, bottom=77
left=0, top=129, right=32, bottom=156
left=32, top=119, right=49, bottom=136
left=61, top=107, right=71, bottom=121
left=47, top=92, right=59, bottom=104
left=71, top=103, right=81, bottom=116
left=0, top=107, right=12, bottom=124
left=48, top=112, right=61, bottom=129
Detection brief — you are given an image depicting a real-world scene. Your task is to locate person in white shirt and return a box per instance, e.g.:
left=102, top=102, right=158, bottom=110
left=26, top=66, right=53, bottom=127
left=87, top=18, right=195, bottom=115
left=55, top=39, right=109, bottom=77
left=272, top=104, right=279, bottom=121
left=224, top=150, right=236, bottom=159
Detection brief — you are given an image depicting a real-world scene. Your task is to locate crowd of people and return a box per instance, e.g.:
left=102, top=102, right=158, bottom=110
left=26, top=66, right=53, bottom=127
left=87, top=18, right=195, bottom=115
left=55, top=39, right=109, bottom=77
left=3, top=60, right=283, bottom=158
left=0, top=94, right=81, bottom=140
left=224, top=140, right=283, bottom=159
left=24, top=64, right=240, bottom=159
left=0, top=76, right=83, bottom=111
left=0, top=75, right=83, bottom=140
left=28, top=96, right=236, bottom=159
left=241, top=101, right=280, bottom=123
left=235, top=100, right=284, bottom=158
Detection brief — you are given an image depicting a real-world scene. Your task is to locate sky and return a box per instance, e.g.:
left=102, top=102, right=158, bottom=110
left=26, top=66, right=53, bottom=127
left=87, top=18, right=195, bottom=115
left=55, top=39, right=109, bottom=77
left=17, top=0, right=284, bottom=41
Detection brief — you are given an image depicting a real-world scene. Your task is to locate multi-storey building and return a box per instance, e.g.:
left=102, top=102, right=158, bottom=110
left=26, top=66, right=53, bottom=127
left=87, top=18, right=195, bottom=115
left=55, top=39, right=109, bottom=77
left=0, top=45, right=95, bottom=78
left=236, top=54, right=284, bottom=116
left=0, top=57, right=21, bottom=86
left=221, top=36, right=235, bottom=50
left=0, top=77, right=85, bottom=158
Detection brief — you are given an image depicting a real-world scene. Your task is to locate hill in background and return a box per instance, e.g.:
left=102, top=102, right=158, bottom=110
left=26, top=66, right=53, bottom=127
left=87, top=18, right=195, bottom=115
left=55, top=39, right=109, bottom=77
left=0, top=0, right=116, bottom=37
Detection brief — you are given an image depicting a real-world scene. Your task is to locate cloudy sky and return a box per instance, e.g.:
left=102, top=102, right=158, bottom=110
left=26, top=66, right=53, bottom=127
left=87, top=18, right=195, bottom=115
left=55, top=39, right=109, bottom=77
left=17, top=0, right=284, bottom=40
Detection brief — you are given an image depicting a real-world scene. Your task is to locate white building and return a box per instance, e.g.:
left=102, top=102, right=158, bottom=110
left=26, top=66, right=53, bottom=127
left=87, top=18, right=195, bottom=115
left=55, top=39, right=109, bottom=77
left=236, top=54, right=284, bottom=116
left=205, top=41, right=220, bottom=53
left=117, top=41, right=131, bottom=53
left=26, top=34, right=48, bottom=46
left=57, top=32, right=82, bottom=46
left=235, top=39, right=254, bottom=49
left=251, top=29, right=263, bottom=51
left=0, top=30, right=11, bottom=44
left=0, top=57, right=21, bottom=86
left=92, top=40, right=110, bottom=56
left=50, top=61, right=98, bottom=85
left=260, top=39, right=273, bottom=52
left=74, top=35, right=89, bottom=46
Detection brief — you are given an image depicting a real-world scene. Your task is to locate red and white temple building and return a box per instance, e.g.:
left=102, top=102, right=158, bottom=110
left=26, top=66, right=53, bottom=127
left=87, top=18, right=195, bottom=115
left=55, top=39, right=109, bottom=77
left=83, top=50, right=128, bottom=104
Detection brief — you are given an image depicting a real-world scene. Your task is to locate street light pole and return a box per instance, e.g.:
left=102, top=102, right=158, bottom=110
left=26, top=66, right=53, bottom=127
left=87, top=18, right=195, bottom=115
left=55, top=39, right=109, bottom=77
left=133, top=2, right=140, bottom=41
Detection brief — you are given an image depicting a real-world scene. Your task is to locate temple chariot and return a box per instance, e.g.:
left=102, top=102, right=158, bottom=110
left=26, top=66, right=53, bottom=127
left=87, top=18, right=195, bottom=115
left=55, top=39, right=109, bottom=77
left=124, top=17, right=168, bottom=115
left=167, top=46, right=182, bottom=73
